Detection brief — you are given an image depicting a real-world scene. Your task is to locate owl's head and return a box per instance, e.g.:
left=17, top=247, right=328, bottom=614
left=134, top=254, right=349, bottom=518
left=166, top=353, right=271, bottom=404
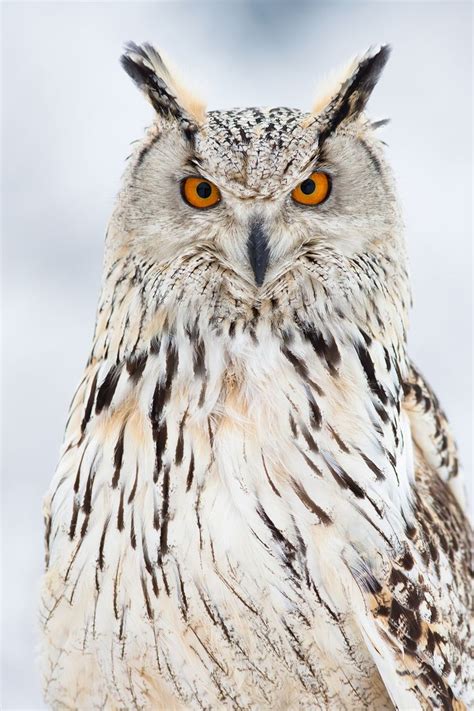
left=108, top=43, right=406, bottom=335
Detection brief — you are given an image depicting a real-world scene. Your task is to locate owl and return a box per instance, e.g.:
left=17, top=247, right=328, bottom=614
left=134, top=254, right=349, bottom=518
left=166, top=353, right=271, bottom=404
left=40, top=42, right=472, bottom=711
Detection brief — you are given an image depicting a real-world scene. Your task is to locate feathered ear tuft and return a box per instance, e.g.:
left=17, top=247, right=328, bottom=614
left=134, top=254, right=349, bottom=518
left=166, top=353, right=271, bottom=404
left=313, top=45, right=391, bottom=141
left=121, top=42, right=206, bottom=136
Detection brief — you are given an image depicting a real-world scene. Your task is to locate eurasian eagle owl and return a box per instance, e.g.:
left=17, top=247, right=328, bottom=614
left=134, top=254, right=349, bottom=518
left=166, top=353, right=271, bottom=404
left=40, top=43, right=472, bottom=710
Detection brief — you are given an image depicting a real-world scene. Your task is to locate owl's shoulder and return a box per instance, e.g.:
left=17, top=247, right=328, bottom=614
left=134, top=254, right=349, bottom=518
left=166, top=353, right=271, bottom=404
left=403, top=361, right=465, bottom=508
left=353, top=458, right=472, bottom=710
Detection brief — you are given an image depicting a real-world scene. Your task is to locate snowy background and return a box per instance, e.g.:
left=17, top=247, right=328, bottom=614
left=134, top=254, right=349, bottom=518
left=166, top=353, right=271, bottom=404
left=1, top=1, right=472, bottom=708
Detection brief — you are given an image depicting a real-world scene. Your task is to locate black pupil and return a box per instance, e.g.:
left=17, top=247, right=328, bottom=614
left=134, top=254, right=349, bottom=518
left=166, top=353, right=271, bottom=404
left=300, top=178, right=316, bottom=195
left=196, top=181, right=212, bottom=199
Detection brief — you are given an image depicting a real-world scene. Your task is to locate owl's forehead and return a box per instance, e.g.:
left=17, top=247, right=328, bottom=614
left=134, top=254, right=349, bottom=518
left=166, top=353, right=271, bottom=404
left=195, top=107, right=321, bottom=199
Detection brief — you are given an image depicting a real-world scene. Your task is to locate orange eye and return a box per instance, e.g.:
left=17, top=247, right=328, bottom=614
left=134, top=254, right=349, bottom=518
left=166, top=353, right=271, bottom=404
left=291, top=171, right=331, bottom=206
left=181, top=177, right=221, bottom=209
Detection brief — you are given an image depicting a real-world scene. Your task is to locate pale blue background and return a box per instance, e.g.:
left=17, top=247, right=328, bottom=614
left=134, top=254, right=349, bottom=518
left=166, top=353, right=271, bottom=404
left=2, top=1, right=472, bottom=708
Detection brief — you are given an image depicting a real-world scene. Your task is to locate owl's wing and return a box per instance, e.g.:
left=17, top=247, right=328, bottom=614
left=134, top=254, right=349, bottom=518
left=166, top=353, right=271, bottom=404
left=402, top=362, right=462, bottom=501
left=352, top=460, right=472, bottom=710
left=348, top=366, right=472, bottom=709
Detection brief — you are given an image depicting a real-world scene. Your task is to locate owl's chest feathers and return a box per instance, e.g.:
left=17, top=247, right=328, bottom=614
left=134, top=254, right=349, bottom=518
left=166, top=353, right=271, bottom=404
left=59, top=312, right=409, bottom=582
left=46, top=311, right=410, bottom=708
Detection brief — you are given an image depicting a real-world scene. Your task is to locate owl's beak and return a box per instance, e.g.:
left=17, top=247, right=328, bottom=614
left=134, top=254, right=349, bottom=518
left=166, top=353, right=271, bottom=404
left=247, top=218, right=270, bottom=287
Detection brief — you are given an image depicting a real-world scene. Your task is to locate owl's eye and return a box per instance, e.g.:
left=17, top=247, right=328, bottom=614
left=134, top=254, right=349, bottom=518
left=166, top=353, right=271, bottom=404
left=181, top=177, right=221, bottom=209
left=291, top=171, right=331, bottom=206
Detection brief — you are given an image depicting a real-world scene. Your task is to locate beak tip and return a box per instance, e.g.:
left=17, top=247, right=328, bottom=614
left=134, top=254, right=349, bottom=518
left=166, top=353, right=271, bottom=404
left=247, top=218, right=270, bottom=288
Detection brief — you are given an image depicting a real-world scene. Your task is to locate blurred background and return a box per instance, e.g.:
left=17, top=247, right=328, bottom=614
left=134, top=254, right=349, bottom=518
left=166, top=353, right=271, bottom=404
left=1, top=1, right=472, bottom=708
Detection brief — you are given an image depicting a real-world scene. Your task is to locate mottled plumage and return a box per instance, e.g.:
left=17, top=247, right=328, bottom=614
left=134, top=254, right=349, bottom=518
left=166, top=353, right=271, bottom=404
left=40, top=43, right=472, bottom=710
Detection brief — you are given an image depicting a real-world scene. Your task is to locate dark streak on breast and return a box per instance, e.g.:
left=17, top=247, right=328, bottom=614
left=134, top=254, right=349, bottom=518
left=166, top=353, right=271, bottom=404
left=282, top=346, right=309, bottom=379
left=81, top=370, right=99, bottom=432
left=69, top=498, right=80, bottom=540
left=141, top=575, right=154, bottom=620
left=151, top=381, right=167, bottom=424
left=165, top=341, right=179, bottom=389
left=150, top=335, right=161, bottom=355
left=257, top=504, right=299, bottom=579
left=300, top=326, right=341, bottom=376
left=175, top=413, right=186, bottom=465
left=198, top=381, right=207, bottom=408
left=193, top=338, right=206, bottom=377
left=153, top=492, right=160, bottom=531
left=112, top=424, right=126, bottom=489
left=113, top=563, right=121, bottom=619
left=128, top=466, right=139, bottom=503
left=126, top=351, right=148, bottom=382
left=355, top=342, right=388, bottom=405
left=357, top=505, right=393, bottom=547
left=307, top=394, right=322, bottom=430
left=176, top=564, right=188, bottom=620
left=327, top=460, right=365, bottom=499
left=360, top=451, right=385, bottom=480
left=95, top=364, right=122, bottom=414
left=153, top=421, right=167, bottom=483
left=142, top=534, right=159, bottom=597
left=289, top=412, right=298, bottom=438
left=130, top=511, right=136, bottom=549
left=299, top=449, right=324, bottom=477
left=300, top=423, right=318, bottom=453
left=117, top=487, right=125, bottom=531
left=292, top=479, right=332, bottom=524
left=82, top=467, right=95, bottom=515
left=261, top=453, right=281, bottom=497
left=186, top=451, right=195, bottom=492
left=98, top=516, right=110, bottom=570
left=80, top=513, right=90, bottom=538
left=328, top=425, right=350, bottom=453
left=158, top=465, right=170, bottom=564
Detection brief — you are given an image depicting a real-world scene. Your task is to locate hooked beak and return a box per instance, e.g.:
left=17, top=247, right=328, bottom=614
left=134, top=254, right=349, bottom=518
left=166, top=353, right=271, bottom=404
left=247, top=218, right=270, bottom=287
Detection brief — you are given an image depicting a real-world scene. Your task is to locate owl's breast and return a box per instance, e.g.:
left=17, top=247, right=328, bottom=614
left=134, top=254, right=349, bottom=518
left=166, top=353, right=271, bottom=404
left=42, top=313, right=407, bottom=710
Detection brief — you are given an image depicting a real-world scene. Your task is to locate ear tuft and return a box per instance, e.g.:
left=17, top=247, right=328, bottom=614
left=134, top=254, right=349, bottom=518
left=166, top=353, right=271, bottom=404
left=121, top=42, right=206, bottom=134
left=314, top=45, right=391, bottom=140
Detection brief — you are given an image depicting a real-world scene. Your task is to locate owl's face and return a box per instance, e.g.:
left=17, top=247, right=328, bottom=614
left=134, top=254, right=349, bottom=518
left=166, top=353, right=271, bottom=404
left=110, top=44, right=404, bottom=324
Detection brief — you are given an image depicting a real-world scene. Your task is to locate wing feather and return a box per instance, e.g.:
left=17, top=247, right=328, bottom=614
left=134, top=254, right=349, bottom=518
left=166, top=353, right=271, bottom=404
left=403, top=362, right=464, bottom=507
left=354, top=446, right=473, bottom=709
